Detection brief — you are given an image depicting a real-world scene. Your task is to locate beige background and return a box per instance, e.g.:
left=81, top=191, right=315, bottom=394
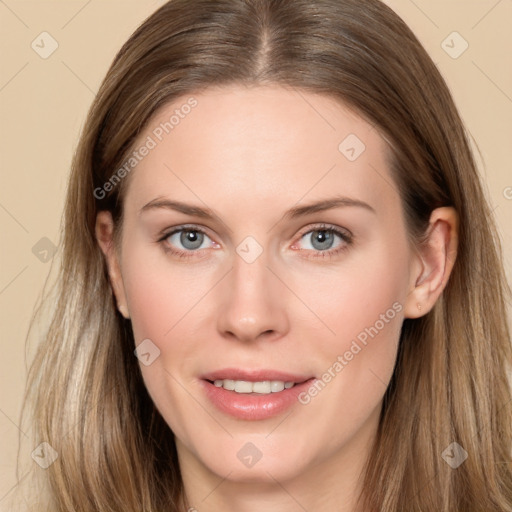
left=1, top=0, right=511, bottom=503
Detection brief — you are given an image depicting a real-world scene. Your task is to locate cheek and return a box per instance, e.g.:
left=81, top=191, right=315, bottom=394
left=119, top=238, right=224, bottom=374
left=120, top=236, right=211, bottom=344
left=119, top=245, right=214, bottom=440
left=125, top=272, right=181, bottom=345
left=292, top=241, right=407, bottom=421
left=296, top=241, right=407, bottom=352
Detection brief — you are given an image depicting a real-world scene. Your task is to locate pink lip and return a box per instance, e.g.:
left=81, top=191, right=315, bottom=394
left=200, top=368, right=316, bottom=421
left=200, top=368, right=312, bottom=383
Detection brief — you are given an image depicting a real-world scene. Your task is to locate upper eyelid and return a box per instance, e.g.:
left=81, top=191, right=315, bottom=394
left=159, top=224, right=211, bottom=238
left=297, top=223, right=352, bottom=238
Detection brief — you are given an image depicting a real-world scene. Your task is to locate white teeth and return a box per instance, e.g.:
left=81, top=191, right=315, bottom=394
left=270, top=380, right=285, bottom=392
left=212, top=379, right=296, bottom=394
left=252, top=381, right=271, bottom=393
left=223, top=379, right=235, bottom=391
left=234, top=381, right=253, bottom=393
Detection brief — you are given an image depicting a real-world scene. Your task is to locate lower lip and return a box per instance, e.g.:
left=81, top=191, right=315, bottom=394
left=201, top=379, right=316, bottom=421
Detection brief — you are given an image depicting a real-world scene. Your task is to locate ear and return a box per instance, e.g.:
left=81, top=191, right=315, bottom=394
left=95, top=211, right=130, bottom=319
left=403, top=207, right=458, bottom=318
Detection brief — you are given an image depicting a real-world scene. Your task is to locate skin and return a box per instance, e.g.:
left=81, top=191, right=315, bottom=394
left=96, top=84, right=458, bottom=512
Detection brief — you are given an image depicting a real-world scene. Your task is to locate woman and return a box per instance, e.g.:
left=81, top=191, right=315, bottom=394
left=15, top=0, right=512, bottom=510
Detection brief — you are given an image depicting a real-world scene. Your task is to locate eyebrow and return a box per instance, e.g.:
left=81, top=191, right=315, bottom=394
left=284, top=196, right=375, bottom=219
left=139, top=195, right=375, bottom=220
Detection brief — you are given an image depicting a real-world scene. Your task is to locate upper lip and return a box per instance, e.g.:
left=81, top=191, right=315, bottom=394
left=201, top=368, right=313, bottom=383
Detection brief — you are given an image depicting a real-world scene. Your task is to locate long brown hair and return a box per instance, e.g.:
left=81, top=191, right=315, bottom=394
left=15, top=0, right=512, bottom=510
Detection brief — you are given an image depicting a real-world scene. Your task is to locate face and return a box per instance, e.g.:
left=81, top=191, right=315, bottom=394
left=97, top=85, right=441, bottom=496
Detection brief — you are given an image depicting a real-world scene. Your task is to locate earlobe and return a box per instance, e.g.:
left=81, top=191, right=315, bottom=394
left=95, top=211, right=131, bottom=319
left=404, top=207, right=458, bottom=319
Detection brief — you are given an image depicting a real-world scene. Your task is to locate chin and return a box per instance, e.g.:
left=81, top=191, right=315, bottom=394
left=194, top=436, right=316, bottom=483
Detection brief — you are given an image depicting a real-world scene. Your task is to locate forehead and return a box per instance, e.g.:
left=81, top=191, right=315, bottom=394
left=123, top=84, right=399, bottom=219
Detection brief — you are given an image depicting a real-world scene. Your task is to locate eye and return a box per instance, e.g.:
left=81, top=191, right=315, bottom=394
left=168, top=229, right=209, bottom=250
left=158, top=223, right=352, bottom=260
left=158, top=225, right=217, bottom=258
left=291, top=224, right=353, bottom=259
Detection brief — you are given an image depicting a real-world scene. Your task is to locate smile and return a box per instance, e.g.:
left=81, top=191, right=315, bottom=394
left=200, top=370, right=316, bottom=420
left=211, top=379, right=296, bottom=394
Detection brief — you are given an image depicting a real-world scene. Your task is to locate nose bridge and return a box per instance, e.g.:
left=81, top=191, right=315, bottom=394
left=216, top=238, right=288, bottom=341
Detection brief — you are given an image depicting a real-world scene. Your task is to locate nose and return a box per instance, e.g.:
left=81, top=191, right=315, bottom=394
left=216, top=247, right=290, bottom=343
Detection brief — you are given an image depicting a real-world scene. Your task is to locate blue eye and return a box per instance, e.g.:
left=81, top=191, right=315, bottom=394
left=164, top=228, right=212, bottom=250
left=293, top=224, right=353, bottom=259
left=167, top=229, right=210, bottom=251
left=158, top=223, right=353, bottom=261
left=158, top=226, right=215, bottom=259
left=301, top=229, right=338, bottom=251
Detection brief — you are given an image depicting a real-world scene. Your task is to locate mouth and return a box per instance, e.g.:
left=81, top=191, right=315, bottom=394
left=200, top=369, right=316, bottom=420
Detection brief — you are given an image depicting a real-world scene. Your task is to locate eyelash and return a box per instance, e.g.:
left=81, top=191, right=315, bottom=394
left=294, top=223, right=353, bottom=260
left=157, top=223, right=353, bottom=261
